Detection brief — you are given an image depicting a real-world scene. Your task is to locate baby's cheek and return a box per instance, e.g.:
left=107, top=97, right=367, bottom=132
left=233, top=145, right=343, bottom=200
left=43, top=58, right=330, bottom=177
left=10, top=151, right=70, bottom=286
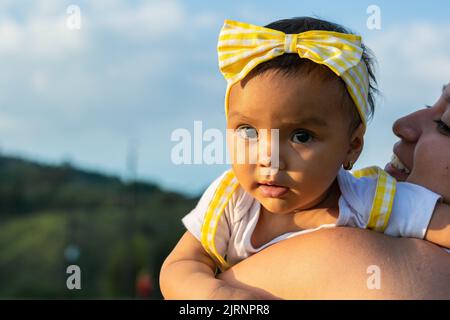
left=232, top=164, right=254, bottom=190
left=287, top=153, right=338, bottom=193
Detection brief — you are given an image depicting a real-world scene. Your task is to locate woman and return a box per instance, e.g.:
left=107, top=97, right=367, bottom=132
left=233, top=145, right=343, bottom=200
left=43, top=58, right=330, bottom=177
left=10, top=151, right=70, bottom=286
left=219, top=84, right=450, bottom=299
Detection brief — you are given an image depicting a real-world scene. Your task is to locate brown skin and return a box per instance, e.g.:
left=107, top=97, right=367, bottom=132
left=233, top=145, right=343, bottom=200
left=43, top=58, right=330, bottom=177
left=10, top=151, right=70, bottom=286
left=219, top=83, right=450, bottom=299
left=227, top=68, right=364, bottom=245
left=387, top=83, right=450, bottom=202
left=160, top=68, right=365, bottom=300
left=386, top=83, right=450, bottom=247
left=219, top=227, right=450, bottom=299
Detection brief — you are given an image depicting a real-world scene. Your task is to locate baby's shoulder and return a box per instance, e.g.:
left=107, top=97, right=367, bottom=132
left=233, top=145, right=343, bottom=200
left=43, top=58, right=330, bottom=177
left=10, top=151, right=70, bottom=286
left=337, top=168, right=379, bottom=208
left=229, top=183, right=257, bottom=222
left=198, top=170, right=256, bottom=223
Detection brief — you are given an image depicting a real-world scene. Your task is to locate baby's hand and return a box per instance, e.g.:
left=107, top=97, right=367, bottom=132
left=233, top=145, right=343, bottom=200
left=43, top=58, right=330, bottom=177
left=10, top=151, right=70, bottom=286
left=208, top=283, right=280, bottom=300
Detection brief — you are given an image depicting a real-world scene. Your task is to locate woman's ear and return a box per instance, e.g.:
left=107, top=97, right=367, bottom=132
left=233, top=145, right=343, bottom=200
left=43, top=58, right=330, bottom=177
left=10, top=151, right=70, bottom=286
left=347, top=123, right=365, bottom=164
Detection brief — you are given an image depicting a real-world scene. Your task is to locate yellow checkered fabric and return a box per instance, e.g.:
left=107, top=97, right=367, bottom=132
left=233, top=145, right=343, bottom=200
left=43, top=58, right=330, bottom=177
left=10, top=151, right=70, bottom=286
left=200, top=167, right=396, bottom=271
left=352, top=166, right=397, bottom=232
left=217, top=19, right=370, bottom=127
left=200, top=170, right=239, bottom=272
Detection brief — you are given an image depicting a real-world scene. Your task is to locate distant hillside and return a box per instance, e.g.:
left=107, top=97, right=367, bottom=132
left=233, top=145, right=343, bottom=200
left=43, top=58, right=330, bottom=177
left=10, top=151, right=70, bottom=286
left=0, top=155, right=186, bottom=215
left=0, top=154, right=198, bottom=299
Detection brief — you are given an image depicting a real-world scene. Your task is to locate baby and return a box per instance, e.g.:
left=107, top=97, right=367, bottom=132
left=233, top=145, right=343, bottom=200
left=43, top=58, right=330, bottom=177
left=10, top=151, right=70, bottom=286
left=160, top=17, right=450, bottom=299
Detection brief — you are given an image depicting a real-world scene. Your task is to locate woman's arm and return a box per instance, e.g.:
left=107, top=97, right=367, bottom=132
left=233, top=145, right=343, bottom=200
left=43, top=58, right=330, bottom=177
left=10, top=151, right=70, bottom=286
left=425, top=202, right=450, bottom=249
left=218, top=227, right=450, bottom=299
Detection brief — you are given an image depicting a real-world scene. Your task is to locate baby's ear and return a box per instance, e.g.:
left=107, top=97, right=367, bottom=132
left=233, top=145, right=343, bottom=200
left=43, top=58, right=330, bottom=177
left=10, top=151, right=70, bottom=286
left=348, top=123, right=365, bottom=160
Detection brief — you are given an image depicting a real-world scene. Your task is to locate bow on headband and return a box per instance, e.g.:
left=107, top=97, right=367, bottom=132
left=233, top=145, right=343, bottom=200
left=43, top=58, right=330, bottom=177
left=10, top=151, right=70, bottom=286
left=217, top=20, right=370, bottom=127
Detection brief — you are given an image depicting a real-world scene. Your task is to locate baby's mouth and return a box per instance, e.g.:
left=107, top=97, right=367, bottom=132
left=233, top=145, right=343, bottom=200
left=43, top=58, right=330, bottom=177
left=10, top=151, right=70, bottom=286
left=258, top=184, right=289, bottom=198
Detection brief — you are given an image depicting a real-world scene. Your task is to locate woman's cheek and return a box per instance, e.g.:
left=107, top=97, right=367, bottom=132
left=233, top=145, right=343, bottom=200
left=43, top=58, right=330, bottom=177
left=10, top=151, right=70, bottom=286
left=408, top=144, right=450, bottom=199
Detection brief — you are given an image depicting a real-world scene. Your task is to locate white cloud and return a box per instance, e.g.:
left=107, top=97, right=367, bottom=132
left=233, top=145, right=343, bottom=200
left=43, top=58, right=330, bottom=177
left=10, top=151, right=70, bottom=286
left=0, top=16, right=84, bottom=57
left=0, top=1, right=194, bottom=59
left=0, top=1, right=225, bottom=189
left=30, top=71, right=49, bottom=94
left=0, top=113, right=20, bottom=132
left=91, top=1, right=186, bottom=40
left=0, top=19, right=23, bottom=53
left=353, top=22, right=450, bottom=169
left=367, top=22, right=450, bottom=109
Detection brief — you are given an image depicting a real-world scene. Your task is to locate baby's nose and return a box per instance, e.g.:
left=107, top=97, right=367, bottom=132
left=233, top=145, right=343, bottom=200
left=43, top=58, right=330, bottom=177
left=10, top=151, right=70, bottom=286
left=258, top=154, right=272, bottom=166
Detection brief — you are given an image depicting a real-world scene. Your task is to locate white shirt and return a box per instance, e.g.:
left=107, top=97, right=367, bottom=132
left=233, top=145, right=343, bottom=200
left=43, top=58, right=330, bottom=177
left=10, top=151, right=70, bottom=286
left=182, top=168, right=443, bottom=266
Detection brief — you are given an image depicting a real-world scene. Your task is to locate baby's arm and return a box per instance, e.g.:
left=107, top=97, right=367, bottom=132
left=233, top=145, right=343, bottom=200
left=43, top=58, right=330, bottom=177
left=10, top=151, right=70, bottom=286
left=382, top=182, right=450, bottom=248
left=337, top=176, right=449, bottom=247
left=160, top=231, right=272, bottom=299
left=424, top=202, right=450, bottom=249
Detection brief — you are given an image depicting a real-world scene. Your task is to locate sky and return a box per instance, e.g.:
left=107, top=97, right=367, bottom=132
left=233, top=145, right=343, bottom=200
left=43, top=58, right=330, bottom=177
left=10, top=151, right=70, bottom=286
left=0, top=0, right=449, bottom=196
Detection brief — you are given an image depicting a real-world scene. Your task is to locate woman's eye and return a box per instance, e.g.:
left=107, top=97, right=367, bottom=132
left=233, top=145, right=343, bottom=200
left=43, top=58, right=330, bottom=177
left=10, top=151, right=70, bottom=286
left=236, top=125, right=258, bottom=139
left=292, top=131, right=313, bottom=144
left=434, top=119, right=450, bottom=136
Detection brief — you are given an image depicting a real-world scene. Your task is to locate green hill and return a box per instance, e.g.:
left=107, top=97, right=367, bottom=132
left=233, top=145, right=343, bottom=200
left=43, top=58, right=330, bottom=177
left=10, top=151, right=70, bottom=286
left=0, top=155, right=198, bottom=299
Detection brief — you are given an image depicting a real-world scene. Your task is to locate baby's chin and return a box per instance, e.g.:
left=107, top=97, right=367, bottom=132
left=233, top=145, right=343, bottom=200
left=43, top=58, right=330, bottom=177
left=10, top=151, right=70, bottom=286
left=257, top=197, right=299, bottom=215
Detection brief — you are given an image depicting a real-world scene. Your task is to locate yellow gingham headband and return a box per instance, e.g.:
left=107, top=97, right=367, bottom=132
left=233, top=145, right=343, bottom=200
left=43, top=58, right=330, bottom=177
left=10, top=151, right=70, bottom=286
left=217, top=19, right=370, bottom=127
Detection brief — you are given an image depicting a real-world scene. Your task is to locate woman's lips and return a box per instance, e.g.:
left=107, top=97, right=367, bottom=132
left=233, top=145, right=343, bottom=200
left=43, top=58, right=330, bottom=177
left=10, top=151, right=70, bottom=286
left=384, top=162, right=409, bottom=181
left=258, top=184, right=289, bottom=198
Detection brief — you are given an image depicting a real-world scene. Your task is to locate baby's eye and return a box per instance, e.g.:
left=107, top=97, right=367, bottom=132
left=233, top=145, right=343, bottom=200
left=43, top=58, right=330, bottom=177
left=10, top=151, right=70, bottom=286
left=236, top=125, right=258, bottom=140
left=434, top=119, right=450, bottom=136
left=291, top=130, right=313, bottom=144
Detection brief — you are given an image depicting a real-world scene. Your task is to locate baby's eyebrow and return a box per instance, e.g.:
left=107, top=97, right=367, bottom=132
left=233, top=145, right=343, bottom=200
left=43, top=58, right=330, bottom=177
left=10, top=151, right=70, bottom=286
left=228, top=112, right=328, bottom=127
left=295, top=116, right=328, bottom=127
left=228, top=111, right=254, bottom=121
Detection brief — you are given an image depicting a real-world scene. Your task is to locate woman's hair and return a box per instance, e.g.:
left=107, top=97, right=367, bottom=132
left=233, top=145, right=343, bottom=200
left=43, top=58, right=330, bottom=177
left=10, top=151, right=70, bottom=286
left=242, top=17, right=378, bottom=131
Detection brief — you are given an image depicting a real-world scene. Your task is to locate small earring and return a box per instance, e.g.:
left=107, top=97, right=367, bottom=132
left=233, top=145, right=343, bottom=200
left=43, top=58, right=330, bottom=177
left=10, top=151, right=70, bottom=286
left=344, top=160, right=353, bottom=170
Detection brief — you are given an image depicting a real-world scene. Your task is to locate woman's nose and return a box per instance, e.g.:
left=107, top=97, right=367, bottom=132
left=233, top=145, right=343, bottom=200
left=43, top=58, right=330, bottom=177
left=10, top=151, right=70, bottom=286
left=392, top=113, right=421, bottom=143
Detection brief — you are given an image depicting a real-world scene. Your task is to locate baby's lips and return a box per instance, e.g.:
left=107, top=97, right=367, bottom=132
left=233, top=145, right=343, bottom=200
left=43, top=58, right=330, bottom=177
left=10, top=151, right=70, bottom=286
left=258, top=184, right=289, bottom=198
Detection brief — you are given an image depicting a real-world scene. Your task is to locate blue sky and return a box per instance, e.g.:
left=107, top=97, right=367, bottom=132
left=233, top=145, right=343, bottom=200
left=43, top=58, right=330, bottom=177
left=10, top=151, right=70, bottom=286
left=0, top=0, right=449, bottom=196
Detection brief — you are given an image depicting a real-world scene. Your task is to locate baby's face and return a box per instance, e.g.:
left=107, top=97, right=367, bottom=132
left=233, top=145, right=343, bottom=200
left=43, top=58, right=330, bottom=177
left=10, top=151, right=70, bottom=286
left=227, top=70, right=359, bottom=214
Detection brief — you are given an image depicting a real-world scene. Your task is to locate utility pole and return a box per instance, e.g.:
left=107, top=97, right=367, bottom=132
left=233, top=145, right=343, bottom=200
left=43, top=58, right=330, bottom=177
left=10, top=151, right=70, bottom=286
left=124, top=138, right=139, bottom=298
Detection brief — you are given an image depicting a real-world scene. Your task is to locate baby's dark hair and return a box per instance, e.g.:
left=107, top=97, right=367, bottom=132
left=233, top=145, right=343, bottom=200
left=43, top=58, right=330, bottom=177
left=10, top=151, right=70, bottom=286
left=243, top=17, right=378, bottom=131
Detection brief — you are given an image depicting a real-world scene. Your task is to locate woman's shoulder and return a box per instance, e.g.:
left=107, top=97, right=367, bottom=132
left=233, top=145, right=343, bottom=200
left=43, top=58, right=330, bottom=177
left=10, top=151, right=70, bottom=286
left=224, top=227, right=450, bottom=299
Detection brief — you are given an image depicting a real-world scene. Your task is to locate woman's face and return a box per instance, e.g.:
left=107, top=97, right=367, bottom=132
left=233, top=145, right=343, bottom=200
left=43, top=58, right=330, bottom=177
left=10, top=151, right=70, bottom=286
left=385, top=83, right=450, bottom=203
